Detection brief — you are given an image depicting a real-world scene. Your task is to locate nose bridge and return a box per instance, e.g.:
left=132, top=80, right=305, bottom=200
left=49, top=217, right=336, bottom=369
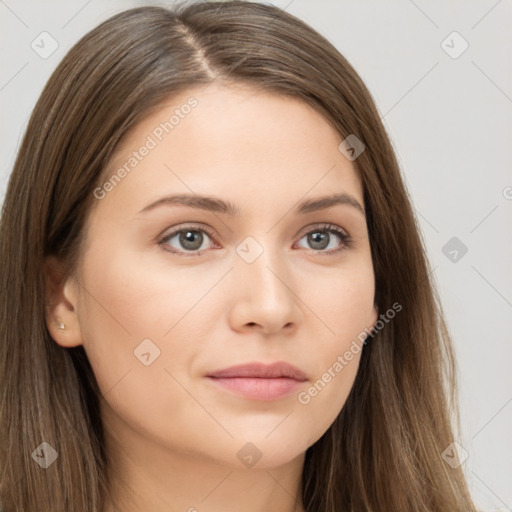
left=237, top=233, right=289, bottom=294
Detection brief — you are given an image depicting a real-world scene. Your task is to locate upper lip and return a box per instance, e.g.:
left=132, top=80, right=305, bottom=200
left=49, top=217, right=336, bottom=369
left=207, top=361, right=308, bottom=381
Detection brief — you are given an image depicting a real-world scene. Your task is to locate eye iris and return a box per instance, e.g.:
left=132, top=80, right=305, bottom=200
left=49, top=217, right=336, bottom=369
left=180, top=230, right=203, bottom=250
left=308, top=231, right=329, bottom=250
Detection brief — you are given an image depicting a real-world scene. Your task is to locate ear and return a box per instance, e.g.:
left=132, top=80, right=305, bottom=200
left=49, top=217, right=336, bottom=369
left=44, top=255, right=83, bottom=348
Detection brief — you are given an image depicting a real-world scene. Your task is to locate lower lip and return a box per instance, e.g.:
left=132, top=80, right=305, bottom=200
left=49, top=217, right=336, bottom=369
left=207, top=376, right=305, bottom=401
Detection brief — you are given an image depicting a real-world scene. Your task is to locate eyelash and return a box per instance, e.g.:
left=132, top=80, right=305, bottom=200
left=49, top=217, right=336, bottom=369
left=157, top=222, right=352, bottom=257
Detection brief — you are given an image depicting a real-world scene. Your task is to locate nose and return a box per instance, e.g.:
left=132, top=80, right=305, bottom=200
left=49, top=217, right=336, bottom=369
left=228, top=245, right=302, bottom=335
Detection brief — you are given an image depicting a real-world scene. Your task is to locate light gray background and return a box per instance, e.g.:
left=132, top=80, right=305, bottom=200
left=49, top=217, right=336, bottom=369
left=1, top=1, right=511, bottom=510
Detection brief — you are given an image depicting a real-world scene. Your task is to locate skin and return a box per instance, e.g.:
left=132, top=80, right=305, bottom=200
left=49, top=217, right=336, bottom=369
left=45, top=82, right=378, bottom=512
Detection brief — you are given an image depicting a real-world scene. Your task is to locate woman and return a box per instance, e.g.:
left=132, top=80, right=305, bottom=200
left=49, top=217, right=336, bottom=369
left=0, top=1, right=477, bottom=511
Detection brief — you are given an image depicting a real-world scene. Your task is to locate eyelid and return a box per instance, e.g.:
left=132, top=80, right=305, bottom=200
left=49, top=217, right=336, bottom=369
left=296, top=222, right=349, bottom=239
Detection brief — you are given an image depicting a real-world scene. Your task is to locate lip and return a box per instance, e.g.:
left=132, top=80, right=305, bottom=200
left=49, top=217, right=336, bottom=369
left=207, top=361, right=308, bottom=380
left=206, top=361, right=308, bottom=401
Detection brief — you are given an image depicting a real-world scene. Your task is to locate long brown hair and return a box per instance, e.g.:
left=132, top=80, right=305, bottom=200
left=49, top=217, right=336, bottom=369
left=0, top=1, right=477, bottom=510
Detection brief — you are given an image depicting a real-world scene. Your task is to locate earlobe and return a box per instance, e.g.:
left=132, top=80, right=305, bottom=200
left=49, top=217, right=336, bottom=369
left=44, top=255, right=83, bottom=348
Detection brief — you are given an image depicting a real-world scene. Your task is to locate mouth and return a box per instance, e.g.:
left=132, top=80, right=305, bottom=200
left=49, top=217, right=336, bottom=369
left=206, top=361, right=308, bottom=401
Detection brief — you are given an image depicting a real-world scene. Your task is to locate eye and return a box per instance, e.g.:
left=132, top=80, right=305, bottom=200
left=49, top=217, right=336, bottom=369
left=158, top=223, right=217, bottom=256
left=295, top=223, right=352, bottom=254
left=158, top=222, right=352, bottom=257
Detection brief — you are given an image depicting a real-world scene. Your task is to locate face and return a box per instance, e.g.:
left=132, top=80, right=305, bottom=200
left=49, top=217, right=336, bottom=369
left=47, top=82, right=378, bottom=471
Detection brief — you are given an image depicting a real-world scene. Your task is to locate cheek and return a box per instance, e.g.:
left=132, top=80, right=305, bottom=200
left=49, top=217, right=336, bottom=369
left=295, top=263, right=373, bottom=421
left=76, top=245, right=209, bottom=448
left=308, top=258, right=376, bottom=343
left=76, top=242, right=225, bottom=394
left=78, top=239, right=217, bottom=341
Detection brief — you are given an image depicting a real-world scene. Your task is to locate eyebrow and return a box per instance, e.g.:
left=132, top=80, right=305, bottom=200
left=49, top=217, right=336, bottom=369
left=137, top=192, right=365, bottom=217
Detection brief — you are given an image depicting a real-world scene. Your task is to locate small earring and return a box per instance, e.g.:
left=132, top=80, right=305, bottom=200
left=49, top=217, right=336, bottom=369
left=58, top=321, right=66, bottom=330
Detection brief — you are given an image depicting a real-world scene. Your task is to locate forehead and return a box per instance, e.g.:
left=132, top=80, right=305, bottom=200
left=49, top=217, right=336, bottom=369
left=93, top=82, right=363, bottom=221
